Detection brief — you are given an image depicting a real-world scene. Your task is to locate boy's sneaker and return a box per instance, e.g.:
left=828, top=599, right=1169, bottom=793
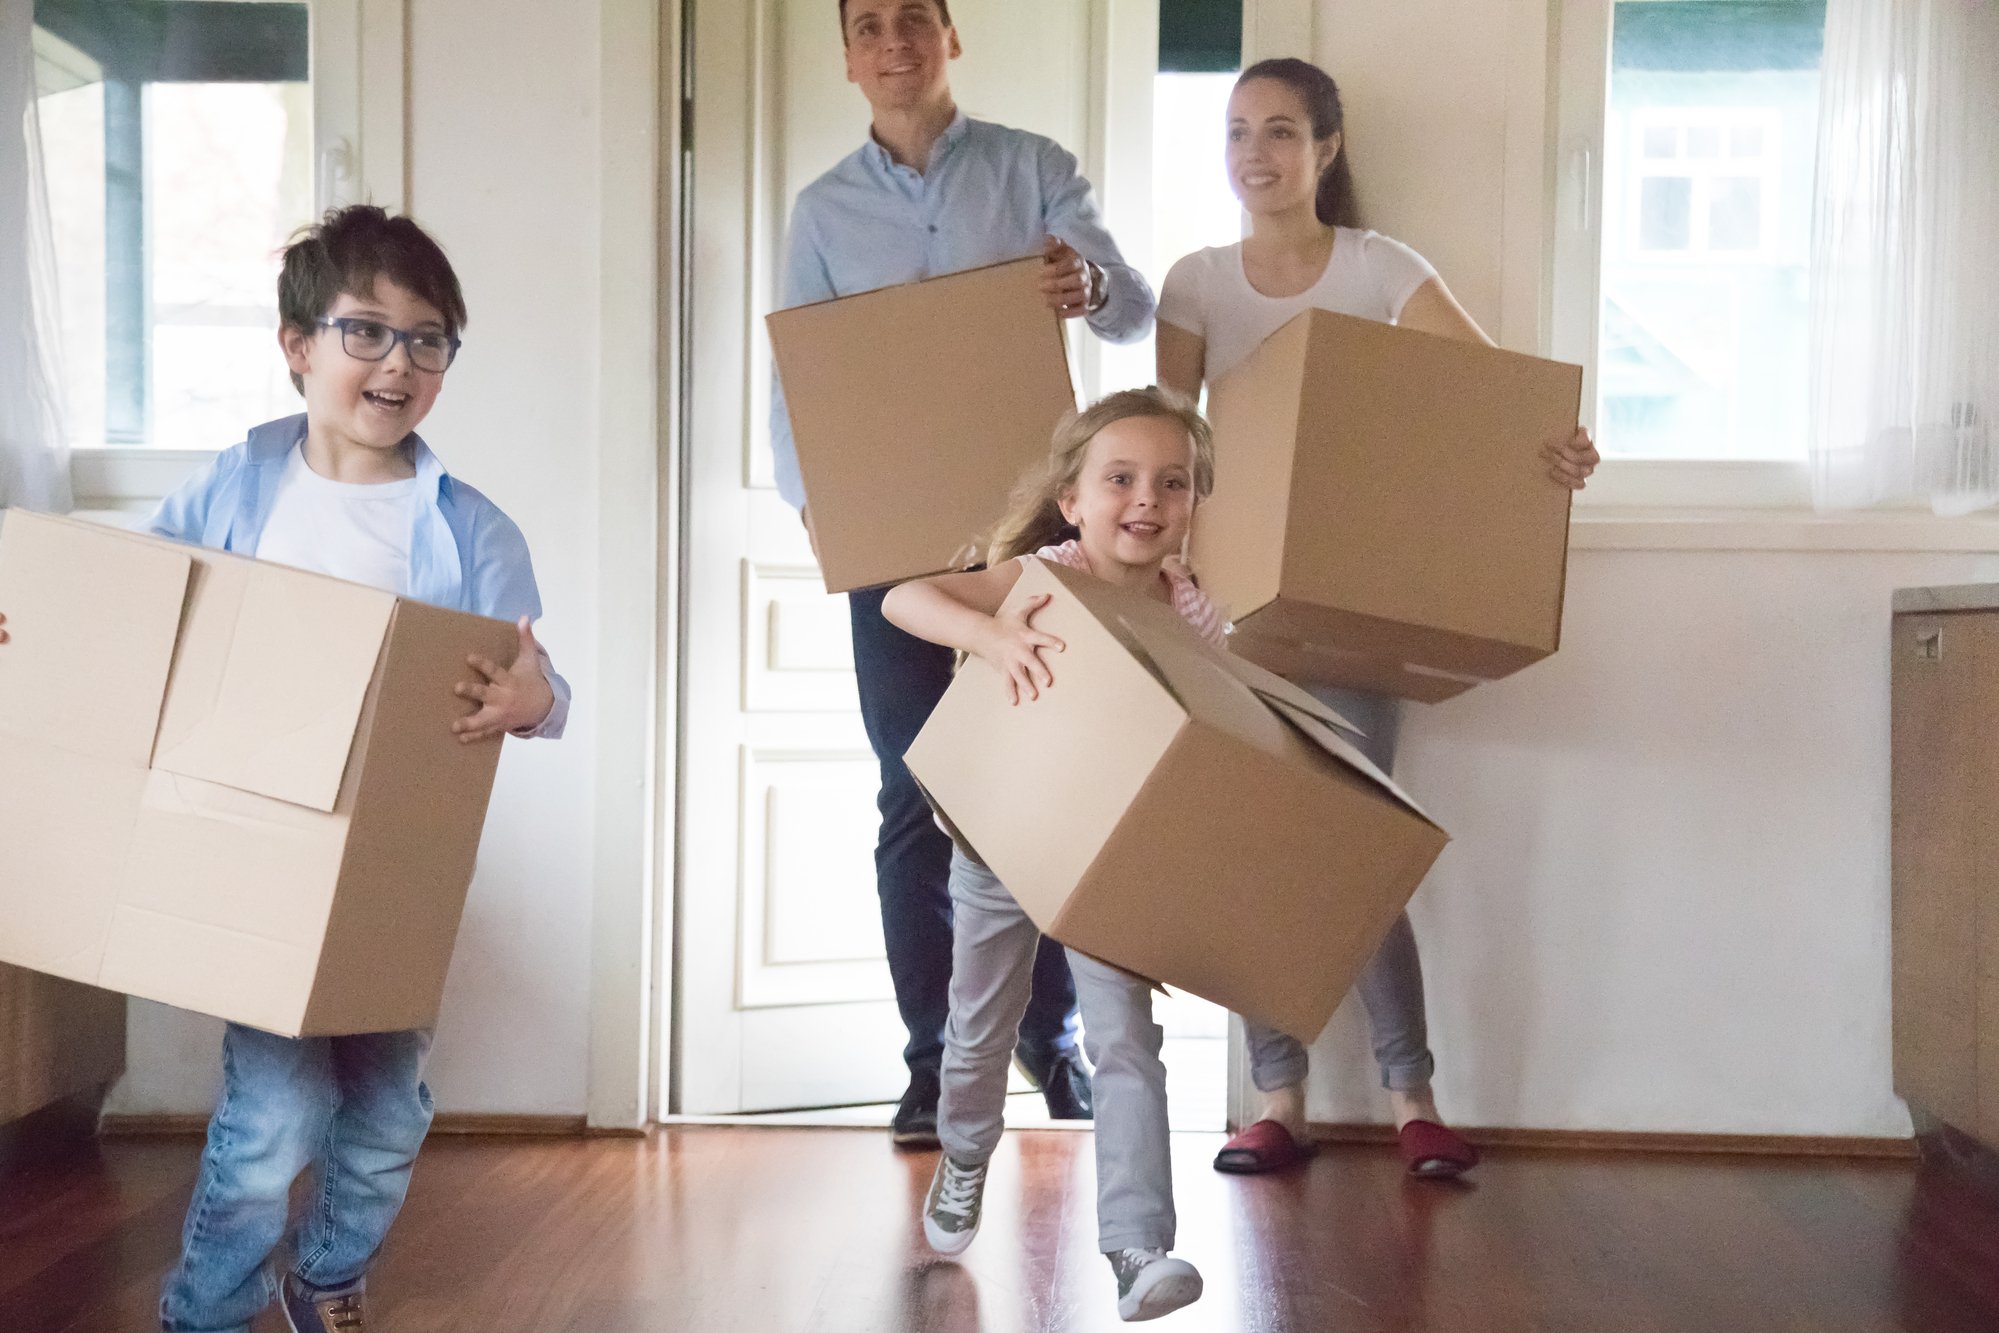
left=281, top=1272, right=368, bottom=1331
left=1107, top=1248, right=1203, bottom=1322
left=892, top=1067, right=941, bottom=1149
left=922, top=1155, right=989, bottom=1256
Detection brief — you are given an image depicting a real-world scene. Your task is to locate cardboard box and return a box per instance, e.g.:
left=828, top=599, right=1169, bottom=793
left=768, top=255, right=1076, bottom=593
left=1191, top=309, right=1583, bottom=701
left=905, top=557, right=1449, bottom=1043
left=0, top=511, right=519, bottom=1037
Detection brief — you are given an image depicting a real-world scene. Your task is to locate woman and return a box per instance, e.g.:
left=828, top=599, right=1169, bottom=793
left=1156, top=57, right=1599, bottom=1178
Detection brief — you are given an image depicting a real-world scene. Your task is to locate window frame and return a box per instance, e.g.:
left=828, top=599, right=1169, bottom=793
left=64, top=0, right=407, bottom=509
left=1552, top=0, right=1818, bottom=511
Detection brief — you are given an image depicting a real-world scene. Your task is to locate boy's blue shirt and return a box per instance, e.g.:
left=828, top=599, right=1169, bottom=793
left=145, top=413, right=570, bottom=740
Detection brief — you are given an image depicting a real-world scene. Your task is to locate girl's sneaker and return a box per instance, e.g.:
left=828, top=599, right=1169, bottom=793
left=1107, top=1248, right=1203, bottom=1321
left=922, top=1155, right=989, bottom=1255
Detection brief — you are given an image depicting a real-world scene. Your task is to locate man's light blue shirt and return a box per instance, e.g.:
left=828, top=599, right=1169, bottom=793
left=146, top=413, right=570, bottom=739
left=769, top=111, right=1156, bottom=508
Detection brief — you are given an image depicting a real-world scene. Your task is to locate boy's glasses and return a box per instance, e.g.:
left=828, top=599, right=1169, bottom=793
left=315, top=316, right=461, bottom=373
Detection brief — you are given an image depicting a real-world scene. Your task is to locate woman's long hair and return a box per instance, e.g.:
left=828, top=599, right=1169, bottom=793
left=985, top=387, right=1216, bottom=565
left=1235, top=57, right=1360, bottom=229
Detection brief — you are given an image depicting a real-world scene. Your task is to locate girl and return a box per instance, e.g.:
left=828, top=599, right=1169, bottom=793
left=882, top=388, right=1220, bottom=1323
left=1155, top=58, right=1600, bottom=1180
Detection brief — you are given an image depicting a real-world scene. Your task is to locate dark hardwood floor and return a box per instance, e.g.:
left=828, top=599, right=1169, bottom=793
left=3, top=1127, right=1997, bottom=1332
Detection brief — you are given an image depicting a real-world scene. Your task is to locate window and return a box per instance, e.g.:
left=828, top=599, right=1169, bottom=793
left=33, top=1, right=311, bottom=452
left=1594, top=0, right=1826, bottom=463
left=1097, top=0, right=1247, bottom=395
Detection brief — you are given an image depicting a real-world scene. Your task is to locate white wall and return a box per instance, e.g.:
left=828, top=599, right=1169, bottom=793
left=1291, top=0, right=1993, bottom=1135
left=107, top=0, right=611, bottom=1118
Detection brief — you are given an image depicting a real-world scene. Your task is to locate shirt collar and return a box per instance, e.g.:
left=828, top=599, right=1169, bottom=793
left=246, top=412, right=452, bottom=502
left=864, top=106, right=970, bottom=175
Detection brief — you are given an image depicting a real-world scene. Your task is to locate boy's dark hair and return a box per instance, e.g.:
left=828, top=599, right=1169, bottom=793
left=1236, top=58, right=1360, bottom=229
left=837, top=0, right=952, bottom=35
left=278, top=205, right=468, bottom=393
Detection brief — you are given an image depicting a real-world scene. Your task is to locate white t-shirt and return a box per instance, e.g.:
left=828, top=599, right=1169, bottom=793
left=1156, top=227, right=1439, bottom=382
left=254, top=447, right=420, bottom=595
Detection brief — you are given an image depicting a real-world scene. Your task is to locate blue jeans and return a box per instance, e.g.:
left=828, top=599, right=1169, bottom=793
left=848, top=585, right=1078, bottom=1074
left=1242, top=687, right=1437, bottom=1093
left=159, top=1024, right=435, bottom=1333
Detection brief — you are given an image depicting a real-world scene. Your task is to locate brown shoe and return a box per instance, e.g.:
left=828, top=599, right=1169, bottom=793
left=281, top=1272, right=368, bottom=1331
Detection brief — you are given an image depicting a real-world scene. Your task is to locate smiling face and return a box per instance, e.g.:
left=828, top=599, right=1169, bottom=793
left=1225, top=75, right=1338, bottom=219
left=1058, top=415, right=1200, bottom=574
left=279, top=275, right=448, bottom=459
left=842, top=0, right=959, bottom=114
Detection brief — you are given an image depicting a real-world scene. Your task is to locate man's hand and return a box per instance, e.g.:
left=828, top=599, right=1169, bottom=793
left=971, top=592, right=1066, bottom=705
left=1040, top=235, right=1100, bottom=320
left=801, top=504, right=823, bottom=566
left=453, top=616, right=556, bottom=743
left=1543, top=425, right=1601, bottom=490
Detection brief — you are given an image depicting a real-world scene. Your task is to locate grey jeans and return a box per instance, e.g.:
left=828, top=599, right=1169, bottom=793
left=936, top=851, right=1174, bottom=1254
left=1243, top=686, right=1437, bottom=1094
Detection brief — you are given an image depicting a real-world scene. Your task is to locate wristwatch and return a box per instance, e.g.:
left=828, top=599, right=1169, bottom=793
left=1084, top=259, right=1109, bottom=315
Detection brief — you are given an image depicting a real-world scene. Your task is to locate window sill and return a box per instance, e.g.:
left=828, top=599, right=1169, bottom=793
left=70, top=448, right=217, bottom=509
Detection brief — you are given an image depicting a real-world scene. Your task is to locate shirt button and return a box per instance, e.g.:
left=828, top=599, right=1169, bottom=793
left=928, top=224, right=938, bottom=234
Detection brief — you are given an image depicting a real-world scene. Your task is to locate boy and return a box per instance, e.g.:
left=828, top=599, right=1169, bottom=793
left=0, top=204, right=568, bottom=1333
left=768, top=0, right=1155, bottom=1148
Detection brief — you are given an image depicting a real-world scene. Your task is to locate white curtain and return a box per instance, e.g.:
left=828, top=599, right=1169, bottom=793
left=0, top=0, right=71, bottom=513
left=1808, top=0, right=1999, bottom=514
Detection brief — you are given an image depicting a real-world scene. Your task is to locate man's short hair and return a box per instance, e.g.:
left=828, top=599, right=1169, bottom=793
left=838, top=0, right=953, bottom=34
left=278, top=205, right=468, bottom=391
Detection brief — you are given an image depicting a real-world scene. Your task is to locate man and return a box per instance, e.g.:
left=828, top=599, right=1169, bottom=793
left=770, top=0, right=1155, bottom=1148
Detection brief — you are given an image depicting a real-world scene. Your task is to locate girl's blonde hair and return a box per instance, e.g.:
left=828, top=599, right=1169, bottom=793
left=985, top=386, right=1216, bottom=565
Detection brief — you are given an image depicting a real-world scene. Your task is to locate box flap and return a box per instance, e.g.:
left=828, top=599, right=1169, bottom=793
left=151, top=559, right=396, bottom=813
left=767, top=255, right=1076, bottom=593
left=1261, top=695, right=1441, bottom=828
left=0, top=511, right=192, bottom=765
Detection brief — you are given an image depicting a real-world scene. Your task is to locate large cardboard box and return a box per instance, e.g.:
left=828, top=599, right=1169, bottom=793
left=1191, top=309, right=1583, bottom=701
left=905, top=558, right=1449, bottom=1043
left=0, top=511, right=519, bottom=1037
left=768, top=255, right=1076, bottom=594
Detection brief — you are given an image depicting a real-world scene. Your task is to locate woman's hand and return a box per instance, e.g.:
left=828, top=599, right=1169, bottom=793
left=452, top=616, right=556, bottom=743
left=972, top=593, right=1066, bottom=705
left=1544, top=425, right=1600, bottom=490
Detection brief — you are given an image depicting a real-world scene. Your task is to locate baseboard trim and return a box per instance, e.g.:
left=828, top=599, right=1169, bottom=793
left=1308, top=1121, right=1919, bottom=1160
left=99, top=1112, right=596, bottom=1138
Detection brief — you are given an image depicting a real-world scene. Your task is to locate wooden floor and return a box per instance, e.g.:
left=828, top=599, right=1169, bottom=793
left=4, top=1127, right=1998, bottom=1332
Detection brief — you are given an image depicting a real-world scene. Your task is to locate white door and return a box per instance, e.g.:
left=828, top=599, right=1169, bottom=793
left=675, top=0, right=1155, bottom=1114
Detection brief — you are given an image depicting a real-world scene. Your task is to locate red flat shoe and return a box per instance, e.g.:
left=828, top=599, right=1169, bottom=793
left=1213, top=1119, right=1314, bottom=1175
left=1399, top=1119, right=1479, bottom=1179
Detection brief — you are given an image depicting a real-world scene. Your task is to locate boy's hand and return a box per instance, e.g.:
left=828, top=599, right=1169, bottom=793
left=1543, top=425, right=1601, bottom=490
left=453, top=616, right=555, bottom=743
left=1041, top=235, right=1099, bottom=319
left=973, top=593, right=1066, bottom=706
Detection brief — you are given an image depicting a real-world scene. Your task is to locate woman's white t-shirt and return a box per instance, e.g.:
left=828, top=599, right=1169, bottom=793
left=254, top=447, right=420, bottom=594
left=1155, top=227, right=1438, bottom=382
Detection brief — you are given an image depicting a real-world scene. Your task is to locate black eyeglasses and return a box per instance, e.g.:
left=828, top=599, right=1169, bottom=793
left=315, top=316, right=461, bottom=373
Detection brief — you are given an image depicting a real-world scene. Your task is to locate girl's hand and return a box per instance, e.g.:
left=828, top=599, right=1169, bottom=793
left=1543, top=425, right=1601, bottom=490
left=452, top=616, right=556, bottom=743
left=973, top=593, right=1066, bottom=705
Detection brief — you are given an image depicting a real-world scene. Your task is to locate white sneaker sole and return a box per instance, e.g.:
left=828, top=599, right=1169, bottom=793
left=923, top=1212, right=978, bottom=1256
left=1118, top=1260, right=1203, bottom=1321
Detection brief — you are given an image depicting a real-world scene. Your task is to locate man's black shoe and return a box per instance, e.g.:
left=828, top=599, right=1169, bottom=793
left=893, top=1067, right=942, bottom=1148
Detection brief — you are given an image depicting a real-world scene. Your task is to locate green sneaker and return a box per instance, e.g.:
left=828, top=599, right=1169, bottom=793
left=1107, top=1248, right=1203, bottom=1321
left=921, top=1154, right=988, bottom=1256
